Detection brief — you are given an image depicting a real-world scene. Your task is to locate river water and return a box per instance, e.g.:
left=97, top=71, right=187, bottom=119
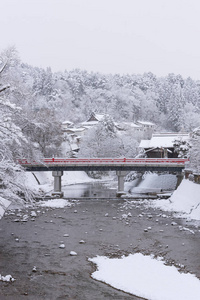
left=1, top=176, right=200, bottom=299
left=61, top=181, right=117, bottom=199
left=60, top=172, right=177, bottom=199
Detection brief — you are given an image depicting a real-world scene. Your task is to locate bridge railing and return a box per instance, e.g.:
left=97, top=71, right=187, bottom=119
left=17, top=157, right=189, bottom=166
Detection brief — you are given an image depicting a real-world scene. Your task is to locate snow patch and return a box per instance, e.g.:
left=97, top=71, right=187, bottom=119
left=37, top=199, right=73, bottom=208
left=149, top=179, right=200, bottom=220
left=0, top=196, right=11, bottom=219
left=89, top=253, right=200, bottom=300
left=170, top=179, right=200, bottom=214
left=0, top=274, right=15, bottom=282
left=130, top=173, right=176, bottom=194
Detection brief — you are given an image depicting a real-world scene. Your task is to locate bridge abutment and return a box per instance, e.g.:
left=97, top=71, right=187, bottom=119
left=116, top=171, right=127, bottom=197
left=52, top=171, right=64, bottom=197
left=176, top=172, right=184, bottom=189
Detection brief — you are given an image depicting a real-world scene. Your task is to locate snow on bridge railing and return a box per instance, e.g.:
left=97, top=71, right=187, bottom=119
left=17, top=157, right=189, bottom=166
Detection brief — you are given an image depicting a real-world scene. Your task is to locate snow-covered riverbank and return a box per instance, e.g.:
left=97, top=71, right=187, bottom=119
left=0, top=197, right=11, bottom=220
left=25, top=170, right=97, bottom=195
left=149, top=179, right=200, bottom=221
left=1, top=172, right=200, bottom=221
left=0, top=171, right=96, bottom=219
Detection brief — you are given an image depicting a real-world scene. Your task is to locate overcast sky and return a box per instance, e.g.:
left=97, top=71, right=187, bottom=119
left=1, top=0, right=200, bottom=79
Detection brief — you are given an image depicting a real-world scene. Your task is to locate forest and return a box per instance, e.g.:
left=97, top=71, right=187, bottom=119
left=0, top=46, right=200, bottom=202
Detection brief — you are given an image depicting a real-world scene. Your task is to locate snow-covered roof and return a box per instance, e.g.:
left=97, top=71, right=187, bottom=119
left=139, top=140, right=151, bottom=148
left=65, top=127, right=86, bottom=133
left=72, top=127, right=85, bottom=132
left=139, top=133, right=190, bottom=148
left=115, top=122, right=141, bottom=129
left=70, top=143, right=79, bottom=151
left=115, top=123, right=143, bottom=134
left=86, top=113, right=108, bottom=122
left=82, top=113, right=110, bottom=127
left=81, top=121, right=99, bottom=126
left=62, top=120, right=73, bottom=125
left=193, top=126, right=200, bottom=134
left=130, top=123, right=141, bottom=128
left=94, top=114, right=105, bottom=121
left=137, top=121, right=155, bottom=126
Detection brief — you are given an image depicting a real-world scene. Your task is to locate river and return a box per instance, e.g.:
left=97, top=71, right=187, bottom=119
left=1, top=176, right=199, bottom=299
left=61, top=181, right=117, bottom=199
left=60, top=172, right=177, bottom=199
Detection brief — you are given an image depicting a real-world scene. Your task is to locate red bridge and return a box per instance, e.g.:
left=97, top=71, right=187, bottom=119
left=18, top=157, right=188, bottom=172
left=18, top=158, right=188, bottom=197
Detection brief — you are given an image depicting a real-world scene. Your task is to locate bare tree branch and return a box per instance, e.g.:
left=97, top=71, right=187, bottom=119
left=0, top=60, right=8, bottom=74
left=0, top=85, right=10, bottom=93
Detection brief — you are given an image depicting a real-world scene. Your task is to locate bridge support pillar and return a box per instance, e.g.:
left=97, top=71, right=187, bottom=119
left=176, top=172, right=184, bottom=189
left=52, top=171, right=64, bottom=197
left=116, top=171, right=127, bottom=197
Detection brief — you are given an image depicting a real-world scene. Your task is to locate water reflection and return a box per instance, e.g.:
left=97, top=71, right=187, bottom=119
left=62, top=182, right=117, bottom=198
left=61, top=174, right=177, bottom=199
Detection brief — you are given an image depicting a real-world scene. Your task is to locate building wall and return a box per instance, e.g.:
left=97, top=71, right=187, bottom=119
left=145, top=148, right=178, bottom=158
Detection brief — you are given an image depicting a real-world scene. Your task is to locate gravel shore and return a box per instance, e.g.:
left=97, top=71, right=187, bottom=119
left=0, top=198, right=200, bottom=299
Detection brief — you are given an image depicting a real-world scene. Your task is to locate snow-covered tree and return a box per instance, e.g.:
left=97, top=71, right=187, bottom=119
left=119, top=134, right=139, bottom=158
left=173, top=138, right=191, bottom=158
left=0, top=97, right=35, bottom=202
left=26, top=109, right=63, bottom=157
left=78, top=115, right=139, bottom=158
left=0, top=48, right=36, bottom=203
left=179, top=102, right=200, bottom=131
left=78, top=116, right=123, bottom=158
left=188, top=127, right=200, bottom=173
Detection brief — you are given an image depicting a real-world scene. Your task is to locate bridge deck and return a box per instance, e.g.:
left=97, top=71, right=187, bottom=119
left=17, top=158, right=188, bottom=172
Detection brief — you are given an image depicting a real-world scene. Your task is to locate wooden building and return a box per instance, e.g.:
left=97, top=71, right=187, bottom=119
left=139, top=133, right=190, bottom=158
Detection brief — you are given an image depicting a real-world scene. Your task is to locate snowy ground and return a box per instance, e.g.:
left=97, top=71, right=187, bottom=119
left=0, top=197, right=11, bottom=219
left=148, top=179, right=200, bottom=221
left=89, top=253, right=200, bottom=300
left=124, top=173, right=200, bottom=222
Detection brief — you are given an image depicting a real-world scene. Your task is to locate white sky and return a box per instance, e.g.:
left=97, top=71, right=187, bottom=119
left=1, top=0, right=200, bottom=79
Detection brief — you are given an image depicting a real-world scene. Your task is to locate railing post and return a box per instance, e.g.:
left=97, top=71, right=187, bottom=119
left=52, top=171, right=64, bottom=197
left=116, top=171, right=127, bottom=197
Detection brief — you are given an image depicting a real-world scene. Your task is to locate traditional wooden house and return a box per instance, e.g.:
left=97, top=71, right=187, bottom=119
left=61, top=120, right=74, bottom=131
left=63, top=127, right=86, bottom=137
left=81, top=113, right=107, bottom=128
left=136, top=121, right=155, bottom=130
left=139, top=133, right=190, bottom=158
left=114, top=122, right=143, bottom=132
